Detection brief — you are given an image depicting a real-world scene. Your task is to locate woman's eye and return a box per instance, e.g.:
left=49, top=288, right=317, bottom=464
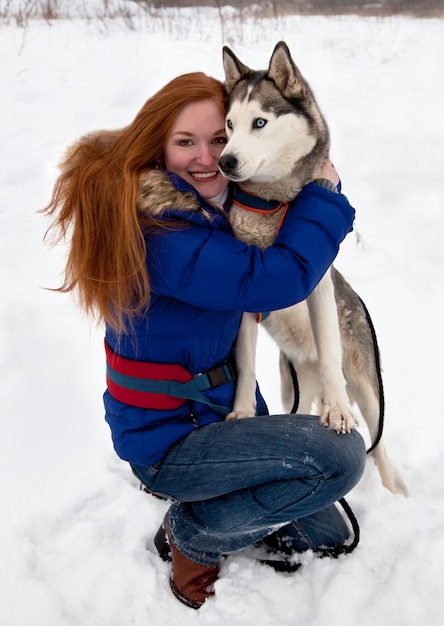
left=213, top=136, right=228, bottom=145
left=253, top=118, right=267, bottom=129
left=178, top=139, right=193, bottom=147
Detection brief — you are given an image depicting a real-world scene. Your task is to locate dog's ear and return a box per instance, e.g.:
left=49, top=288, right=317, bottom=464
left=267, top=41, right=307, bottom=99
left=222, top=46, right=251, bottom=94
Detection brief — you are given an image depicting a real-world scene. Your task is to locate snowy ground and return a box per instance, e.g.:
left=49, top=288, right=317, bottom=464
left=1, top=8, right=444, bottom=625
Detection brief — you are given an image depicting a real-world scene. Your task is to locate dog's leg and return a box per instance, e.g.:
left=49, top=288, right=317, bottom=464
left=295, top=366, right=322, bottom=415
left=371, top=442, right=408, bottom=495
left=307, top=272, right=358, bottom=433
left=356, top=394, right=409, bottom=496
left=347, top=377, right=408, bottom=495
left=226, top=312, right=258, bottom=420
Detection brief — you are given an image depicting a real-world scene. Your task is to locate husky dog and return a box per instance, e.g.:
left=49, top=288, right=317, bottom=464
left=219, top=42, right=407, bottom=495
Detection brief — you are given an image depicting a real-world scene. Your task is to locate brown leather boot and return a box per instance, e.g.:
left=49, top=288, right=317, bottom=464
left=164, top=515, right=219, bottom=609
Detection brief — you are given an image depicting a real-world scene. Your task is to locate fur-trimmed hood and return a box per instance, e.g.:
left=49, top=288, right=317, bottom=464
left=137, top=170, right=201, bottom=217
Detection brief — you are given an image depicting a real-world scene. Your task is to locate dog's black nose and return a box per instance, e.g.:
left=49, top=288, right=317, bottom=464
left=219, top=154, right=238, bottom=175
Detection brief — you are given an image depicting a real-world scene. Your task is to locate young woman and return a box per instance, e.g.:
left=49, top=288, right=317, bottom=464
left=44, top=72, right=365, bottom=609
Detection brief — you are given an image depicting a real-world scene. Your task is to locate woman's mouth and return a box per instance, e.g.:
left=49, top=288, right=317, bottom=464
left=190, top=171, right=219, bottom=181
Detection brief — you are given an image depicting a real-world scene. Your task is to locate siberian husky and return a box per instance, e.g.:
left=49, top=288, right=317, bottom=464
left=219, top=41, right=407, bottom=495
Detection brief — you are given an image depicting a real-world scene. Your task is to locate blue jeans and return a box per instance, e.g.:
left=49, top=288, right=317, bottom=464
left=132, top=414, right=366, bottom=567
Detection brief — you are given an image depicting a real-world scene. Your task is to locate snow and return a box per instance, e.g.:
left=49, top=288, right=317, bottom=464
left=1, top=8, right=444, bottom=625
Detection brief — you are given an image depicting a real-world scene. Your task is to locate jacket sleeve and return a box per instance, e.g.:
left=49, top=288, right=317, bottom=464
left=146, top=183, right=355, bottom=313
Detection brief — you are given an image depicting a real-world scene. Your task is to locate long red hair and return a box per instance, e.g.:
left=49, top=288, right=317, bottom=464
left=43, top=72, right=228, bottom=332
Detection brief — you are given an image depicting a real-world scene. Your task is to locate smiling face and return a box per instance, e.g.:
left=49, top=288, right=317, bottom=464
left=164, top=98, right=228, bottom=200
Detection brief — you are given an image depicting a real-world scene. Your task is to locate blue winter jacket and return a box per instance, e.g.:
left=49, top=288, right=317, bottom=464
left=104, top=173, right=355, bottom=467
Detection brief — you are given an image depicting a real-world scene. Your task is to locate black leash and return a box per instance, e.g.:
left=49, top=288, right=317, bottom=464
left=336, top=497, right=360, bottom=554
left=358, top=295, right=385, bottom=453
left=289, top=357, right=300, bottom=415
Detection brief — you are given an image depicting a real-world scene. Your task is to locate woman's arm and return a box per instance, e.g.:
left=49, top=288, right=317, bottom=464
left=147, top=183, right=354, bottom=313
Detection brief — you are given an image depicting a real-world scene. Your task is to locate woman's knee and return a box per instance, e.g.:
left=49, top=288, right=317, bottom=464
left=326, top=428, right=367, bottom=490
left=250, top=414, right=366, bottom=484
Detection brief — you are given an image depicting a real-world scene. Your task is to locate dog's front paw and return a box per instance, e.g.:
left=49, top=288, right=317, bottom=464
left=320, top=405, right=359, bottom=434
left=226, top=410, right=255, bottom=421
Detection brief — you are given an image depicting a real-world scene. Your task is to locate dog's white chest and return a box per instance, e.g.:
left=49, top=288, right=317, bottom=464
left=229, top=204, right=286, bottom=250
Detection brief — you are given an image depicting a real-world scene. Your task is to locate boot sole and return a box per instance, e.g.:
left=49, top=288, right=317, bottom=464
left=169, top=577, right=203, bottom=610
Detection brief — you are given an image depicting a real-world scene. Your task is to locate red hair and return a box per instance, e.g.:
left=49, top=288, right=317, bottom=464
left=43, top=72, right=228, bottom=332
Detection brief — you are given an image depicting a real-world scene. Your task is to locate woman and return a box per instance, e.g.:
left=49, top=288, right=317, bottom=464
left=44, top=72, right=365, bottom=609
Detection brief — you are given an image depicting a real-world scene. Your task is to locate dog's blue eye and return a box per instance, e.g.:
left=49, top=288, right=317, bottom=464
left=226, top=119, right=233, bottom=130
left=253, top=118, right=267, bottom=129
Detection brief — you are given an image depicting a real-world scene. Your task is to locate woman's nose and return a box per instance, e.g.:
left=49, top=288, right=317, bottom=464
left=195, top=144, right=216, bottom=165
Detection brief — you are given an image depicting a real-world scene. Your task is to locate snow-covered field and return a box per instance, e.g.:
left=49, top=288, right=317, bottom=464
left=1, top=7, right=444, bottom=625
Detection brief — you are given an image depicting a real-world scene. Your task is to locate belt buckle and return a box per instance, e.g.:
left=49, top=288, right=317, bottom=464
left=207, top=362, right=235, bottom=388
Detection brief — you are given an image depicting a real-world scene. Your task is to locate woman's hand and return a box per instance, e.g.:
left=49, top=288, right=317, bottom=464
left=319, top=157, right=340, bottom=187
